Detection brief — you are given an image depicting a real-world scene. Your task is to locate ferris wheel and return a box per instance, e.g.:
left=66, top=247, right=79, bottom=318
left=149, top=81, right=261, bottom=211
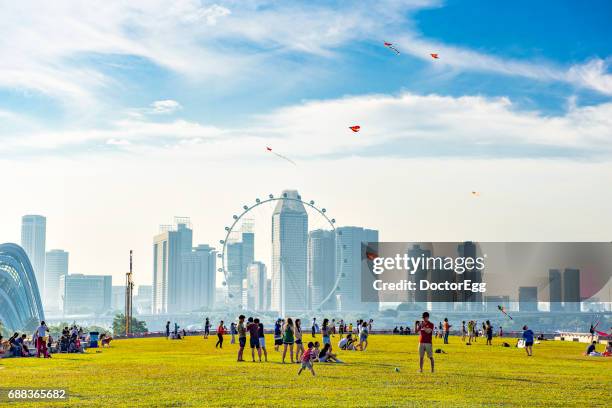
left=218, top=192, right=343, bottom=312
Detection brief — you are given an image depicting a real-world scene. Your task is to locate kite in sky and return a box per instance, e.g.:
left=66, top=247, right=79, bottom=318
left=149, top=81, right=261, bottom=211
left=430, top=53, right=439, bottom=59
left=497, top=305, right=513, bottom=320
left=266, top=147, right=296, bottom=165
left=471, top=191, right=480, bottom=197
left=349, top=125, right=361, bottom=133
left=384, top=42, right=400, bottom=55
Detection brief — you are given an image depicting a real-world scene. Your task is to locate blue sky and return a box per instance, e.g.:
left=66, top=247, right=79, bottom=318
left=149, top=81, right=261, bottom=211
left=1, top=1, right=612, bottom=285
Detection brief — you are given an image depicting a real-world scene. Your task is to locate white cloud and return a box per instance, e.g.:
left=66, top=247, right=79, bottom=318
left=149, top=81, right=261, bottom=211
left=150, top=99, right=182, bottom=114
left=106, top=138, right=131, bottom=146
left=3, top=92, right=611, bottom=159
left=393, top=36, right=612, bottom=95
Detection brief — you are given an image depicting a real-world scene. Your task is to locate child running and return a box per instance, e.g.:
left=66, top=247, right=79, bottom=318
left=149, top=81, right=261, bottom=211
left=298, top=342, right=316, bottom=376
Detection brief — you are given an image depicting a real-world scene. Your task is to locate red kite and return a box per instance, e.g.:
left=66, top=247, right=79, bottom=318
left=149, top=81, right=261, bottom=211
left=366, top=251, right=379, bottom=261
left=471, top=191, right=480, bottom=197
left=349, top=125, right=361, bottom=133
left=384, top=42, right=400, bottom=55
left=266, top=146, right=296, bottom=165
left=430, top=53, right=439, bottom=59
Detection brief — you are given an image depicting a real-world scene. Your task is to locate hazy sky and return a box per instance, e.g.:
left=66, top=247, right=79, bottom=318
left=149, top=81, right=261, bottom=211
left=1, top=0, right=611, bottom=287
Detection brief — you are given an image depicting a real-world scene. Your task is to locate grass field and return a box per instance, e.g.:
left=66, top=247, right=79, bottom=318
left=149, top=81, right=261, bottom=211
left=0, top=334, right=609, bottom=407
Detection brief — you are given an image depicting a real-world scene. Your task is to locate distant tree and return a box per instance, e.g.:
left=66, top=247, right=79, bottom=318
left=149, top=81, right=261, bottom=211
left=113, top=313, right=148, bottom=335
left=382, top=308, right=398, bottom=317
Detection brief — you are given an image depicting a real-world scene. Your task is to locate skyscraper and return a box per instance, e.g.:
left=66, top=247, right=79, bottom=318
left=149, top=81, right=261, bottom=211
left=518, top=286, right=538, bottom=312
left=247, top=261, right=267, bottom=311
left=563, top=268, right=581, bottom=312
left=308, top=229, right=336, bottom=310
left=335, top=226, right=379, bottom=313
left=226, top=228, right=255, bottom=305
left=180, top=244, right=216, bottom=312
left=549, top=269, right=562, bottom=312
left=44, top=249, right=68, bottom=311
left=152, top=218, right=193, bottom=314
left=271, top=190, right=308, bottom=315
left=456, top=242, right=483, bottom=311
left=21, top=215, right=46, bottom=293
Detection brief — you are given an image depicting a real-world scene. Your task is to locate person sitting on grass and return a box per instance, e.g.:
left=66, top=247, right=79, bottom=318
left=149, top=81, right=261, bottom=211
left=297, top=342, right=316, bottom=376
left=585, top=341, right=601, bottom=356
left=317, top=343, right=344, bottom=363
left=338, top=334, right=356, bottom=350
left=603, top=341, right=612, bottom=357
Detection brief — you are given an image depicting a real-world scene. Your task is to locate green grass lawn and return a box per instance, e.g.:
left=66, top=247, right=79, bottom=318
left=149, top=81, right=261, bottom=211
left=0, top=334, right=609, bottom=407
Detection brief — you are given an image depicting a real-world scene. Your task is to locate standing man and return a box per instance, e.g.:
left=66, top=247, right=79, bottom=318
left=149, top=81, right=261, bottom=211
left=237, top=315, right=246, bottom=362
left=165, top=321, right=170, bottom=338
left=443, top=318, right=451, bottom=344
left=417, top=312, right=434, bottom=373
left=204, top=317, right=210, bottom=339
left=35, top=321, right=49, bottom=358
left=311, top=318, right=317, bottom=338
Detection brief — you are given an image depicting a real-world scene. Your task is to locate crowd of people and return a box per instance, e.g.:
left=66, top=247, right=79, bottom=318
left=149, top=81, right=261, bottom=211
left=195, top=315, right=374, bottom=373
left=0, top=321, right=92, bottom=358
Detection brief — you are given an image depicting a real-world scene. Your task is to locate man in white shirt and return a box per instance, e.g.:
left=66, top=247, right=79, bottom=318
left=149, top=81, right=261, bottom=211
left=35, top=321, right=49, bottom=358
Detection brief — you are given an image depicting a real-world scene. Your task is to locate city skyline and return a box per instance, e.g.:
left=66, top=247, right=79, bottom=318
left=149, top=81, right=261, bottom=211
left=2, top=1, right=612, bottom=291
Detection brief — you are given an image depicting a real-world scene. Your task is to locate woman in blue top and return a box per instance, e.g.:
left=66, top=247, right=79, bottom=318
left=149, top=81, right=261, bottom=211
left=522, top=325, right=534, bottom=356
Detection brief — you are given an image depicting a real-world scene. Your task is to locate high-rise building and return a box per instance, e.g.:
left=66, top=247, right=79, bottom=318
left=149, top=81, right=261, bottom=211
left=227, top=241, right=244, bottom=303
left=308, top=229, right=336, bottom=310
left=59, top=274, right=112, bottom=315
left=226, top=229, right=255, bottom=305
left=518, top=286, right=538, bottom=312
left=335, top=226, right=379, bottom=313
left=271, top=190, right=308, bottom=315
left=180, top=244, right=216, bottom=312
left=247, top=262, right=267, bottom=311
left=111, top=286, right=125, bottom=311
left=21, top=215, right=46, bottom=294
left=44, top=249, right=68, bottom=311
left=266, top=279, right=272, bottom=311
left=152, top=218, right=193, bottom=314
left=456, top=242, right=483, bottom=311
left=135, top=285, right=152, bottom=314
left=563, top=268, right=581, bottom=312
left=549, top=269, right=563, bottom=312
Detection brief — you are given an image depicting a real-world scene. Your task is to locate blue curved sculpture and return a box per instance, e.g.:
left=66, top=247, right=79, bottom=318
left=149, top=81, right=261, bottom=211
left=0, top=243, right=45, bottom=331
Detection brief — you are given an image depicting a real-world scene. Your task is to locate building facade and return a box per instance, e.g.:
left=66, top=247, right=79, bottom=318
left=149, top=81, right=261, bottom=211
left=247, top=261, right=267, bottom=311
left=335, top=226, right=379, bottom=313
left=59, top=274, right=112, bottom=315
left=179, top=244, right=216, bottom=312
left=271, top=190, right=308, bottom=315
left=44, top=249, right=68, bottom=311
left=152, top=219, right=193, bottom=314
left=0, top=243, right=45, bottom=331
left=307, top=229, right=336, bottom=310
left=21, top=215, right=46, bottom=295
